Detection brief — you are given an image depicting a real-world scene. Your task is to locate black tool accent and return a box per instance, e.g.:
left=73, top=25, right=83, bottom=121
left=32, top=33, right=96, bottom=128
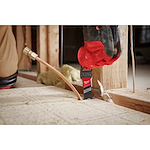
left=80, top=66, right=93, bottom=99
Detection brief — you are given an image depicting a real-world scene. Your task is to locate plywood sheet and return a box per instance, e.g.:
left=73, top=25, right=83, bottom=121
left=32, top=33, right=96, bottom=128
left=0, top=86, right=150, bottom=125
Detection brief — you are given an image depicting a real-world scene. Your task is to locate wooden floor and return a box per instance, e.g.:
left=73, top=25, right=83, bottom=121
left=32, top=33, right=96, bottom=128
left=1, top=76, right=150, bottom=125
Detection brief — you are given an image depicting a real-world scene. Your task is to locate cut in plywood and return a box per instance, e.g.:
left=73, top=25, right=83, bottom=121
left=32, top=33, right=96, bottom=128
left=92, top=25, right=128, bottom=90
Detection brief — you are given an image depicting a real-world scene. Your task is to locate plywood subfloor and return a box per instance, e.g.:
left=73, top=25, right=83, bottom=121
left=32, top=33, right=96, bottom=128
left=1, top=85, right=150, bottom=125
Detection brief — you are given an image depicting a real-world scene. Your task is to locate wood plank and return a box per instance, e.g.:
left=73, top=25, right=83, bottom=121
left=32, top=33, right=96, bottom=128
left=25, top=25, right=32, bottom=49
left=47, top=25, right=59, bottom=68
left=37, top=25, right=48, bottom=74
left=25, top=25, right=32, bottom=71
left=106, top=88, right=150, bottom=114
left=18, top=71, right=37, bottom=81
left=36, top=25, right=40, bottom=75
left=37, top=25, right=59, bottom=75
left=65, top=82, right=150, bottom=114
left=92, top=25, right=128, bottom=90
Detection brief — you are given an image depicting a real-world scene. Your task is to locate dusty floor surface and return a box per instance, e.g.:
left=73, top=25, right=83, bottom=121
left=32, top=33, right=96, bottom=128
left=1, top=85, right=150, bottom=125
left=0, top=64, right=150, bottom=125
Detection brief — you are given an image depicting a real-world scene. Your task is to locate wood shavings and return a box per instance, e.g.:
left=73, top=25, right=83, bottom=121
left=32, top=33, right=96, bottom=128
left=97, top=80, right=114, bottom=104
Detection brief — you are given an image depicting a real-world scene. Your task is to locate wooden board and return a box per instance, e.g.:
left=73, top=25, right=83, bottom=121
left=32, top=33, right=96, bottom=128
left=26, top=25, right=32, bottom=50
left=47, top=25, right=59, bottom=68
left=106, top=88, right=150, bottom=114
left=37, top=25, right=48, bottom=74
left=65, top=82, right=150, bottom=114
left=37, top=25, right=59, bottom=75
left=92, top=25, right=128, bottom=90
left=18, top=71, right=37, bottom=81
